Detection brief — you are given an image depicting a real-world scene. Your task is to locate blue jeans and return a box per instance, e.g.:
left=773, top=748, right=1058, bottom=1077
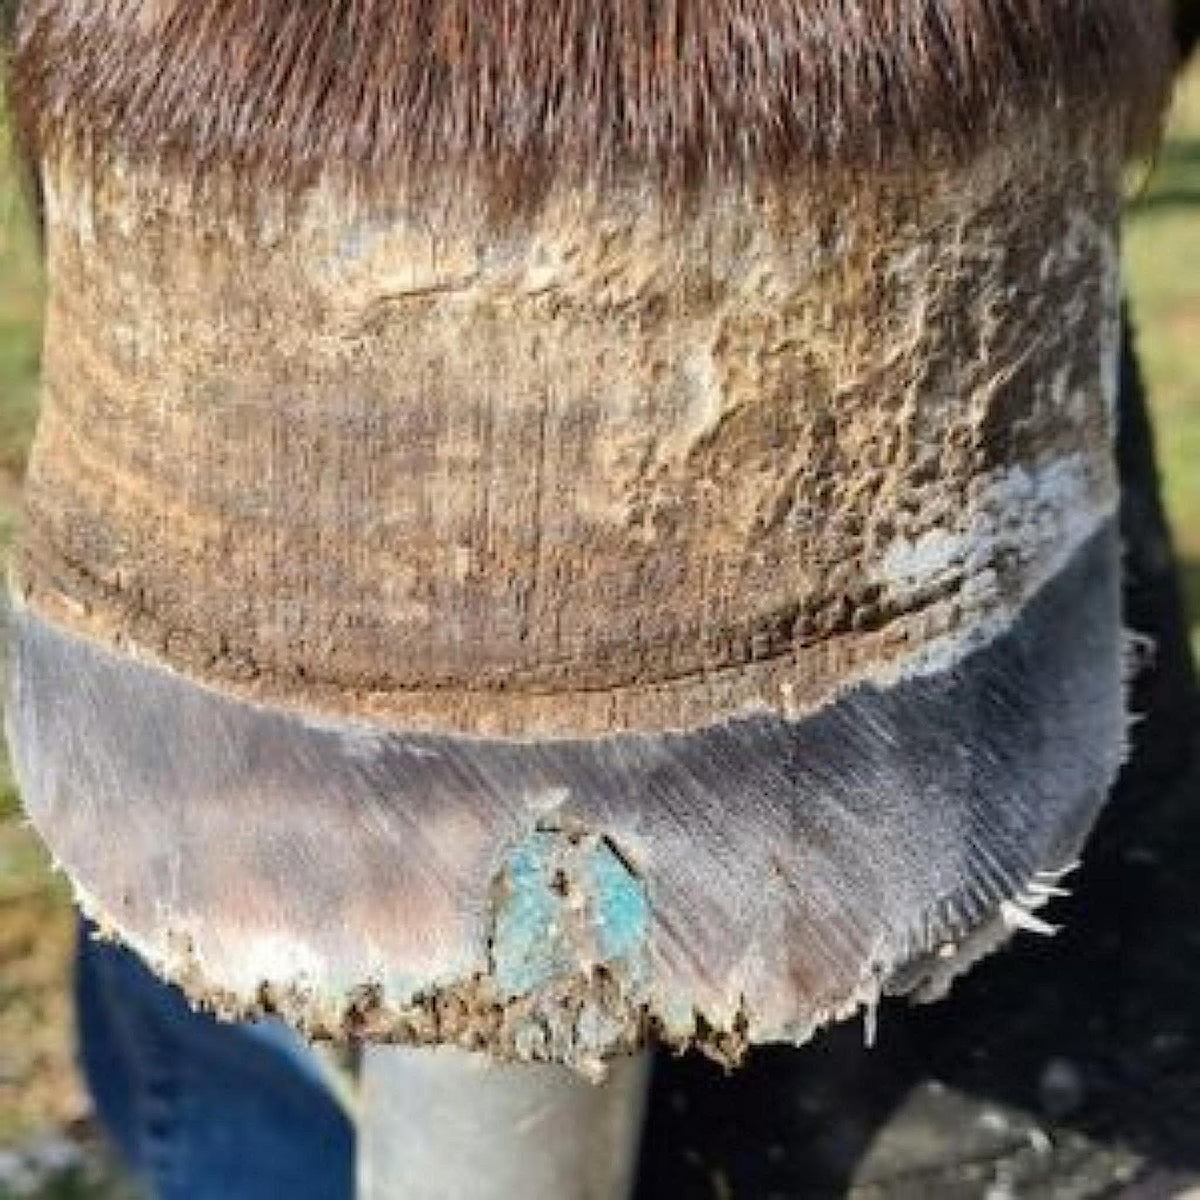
left=75, top=920, right=354, bottom=1199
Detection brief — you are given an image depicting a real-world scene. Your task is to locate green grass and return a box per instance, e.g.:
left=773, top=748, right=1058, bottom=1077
left=0, top=80, right=36, bottom=825
left=0, top=68, right=87, bottom=1186
left=1126, top=63, right=1200, bottom=657
left=0, top=86, right=39, bottom=500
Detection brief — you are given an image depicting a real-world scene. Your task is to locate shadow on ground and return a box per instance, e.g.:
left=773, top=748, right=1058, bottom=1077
left=1179, top=558, right=1200, bottom=641
left=1129, top=139, right=1200, bottom=215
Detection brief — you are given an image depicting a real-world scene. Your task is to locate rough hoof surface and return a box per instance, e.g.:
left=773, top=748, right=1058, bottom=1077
left=7, top=523, right=1125, bottom=1067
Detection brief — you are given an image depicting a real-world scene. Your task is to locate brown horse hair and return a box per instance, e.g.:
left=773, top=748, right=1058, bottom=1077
left=11, top=0, right=1174, bottom=215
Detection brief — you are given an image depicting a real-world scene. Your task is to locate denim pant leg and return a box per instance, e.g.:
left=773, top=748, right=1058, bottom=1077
left=75, top=918, right=354, bottom=1200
